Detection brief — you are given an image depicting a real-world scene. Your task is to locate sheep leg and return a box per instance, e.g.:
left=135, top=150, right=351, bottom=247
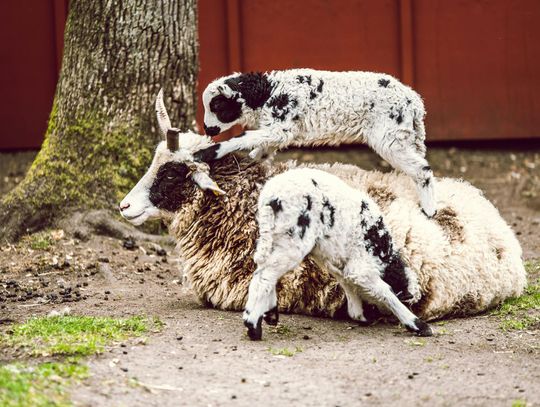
left=213, top=128, right=291, bottom=160
left=243, top=242, right=306, bottom=340
left=370, top=129, right=437, bottom=217
left=345, top=261, right=432, bottom=336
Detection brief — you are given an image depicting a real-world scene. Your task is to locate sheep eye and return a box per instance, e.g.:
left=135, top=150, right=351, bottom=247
left=166, top=175, right=175, bottom=180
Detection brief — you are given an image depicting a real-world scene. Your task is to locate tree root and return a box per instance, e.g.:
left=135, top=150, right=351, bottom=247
left=58, top=210, right=175, bottom=247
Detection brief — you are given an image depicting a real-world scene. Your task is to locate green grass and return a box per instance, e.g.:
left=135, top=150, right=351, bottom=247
left=511, top=399, right=527, bottom=407
left=493, top=260, right=540, bottom=331
left=268, top=346, right=303, bottom=357
left=1, top=315, right=160, bottom=357
left=0, top=361, right=88, bottom=407
left=23, top=231, right=54, bottom=251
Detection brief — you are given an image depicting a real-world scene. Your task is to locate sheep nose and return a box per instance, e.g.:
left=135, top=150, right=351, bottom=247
left=119, top=203, right=130, bottom=211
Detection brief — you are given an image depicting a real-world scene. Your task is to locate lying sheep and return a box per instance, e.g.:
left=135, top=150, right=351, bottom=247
left=120, top=91, right=526, bottom=334
left=198, top=69, right=437, bottom=217
left=244, top=168, right=432, bottom=340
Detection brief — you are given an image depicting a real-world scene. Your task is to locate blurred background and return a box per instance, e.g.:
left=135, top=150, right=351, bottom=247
left=1, top=0, right=539, bottom=150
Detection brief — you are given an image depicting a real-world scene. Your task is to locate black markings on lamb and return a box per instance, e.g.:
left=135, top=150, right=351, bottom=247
left=370, top=102, right=375, bottom=110
left=298, top=212, right=311, bottom=239
left=297, top=75, right=312, bottom=85
left=396, top=108, right=403, bottom=124
left=311, top=179, right=319, bottom=187
left=267, top=93, right=297, bottom=121
left=269, top=198, right=282, bottom=214
left=193, top=144, right=220, bottom=162
left=224, top=72, right=274, bottom=109
left=322, top=198, right=335, bottom=227
left=305, top=195, right=312, bottom=211
left=363, top=216, right=412, bottom=301
left=209, top=94, right=242, bottom=123
left=378, top=78, right=390, bottom=87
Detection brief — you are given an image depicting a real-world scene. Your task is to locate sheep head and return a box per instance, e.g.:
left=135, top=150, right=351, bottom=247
left=119, top=89, right=225, bottom=225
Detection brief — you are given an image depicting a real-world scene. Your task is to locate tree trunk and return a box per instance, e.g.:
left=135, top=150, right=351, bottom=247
left=0, top=0, right=198, bottom=242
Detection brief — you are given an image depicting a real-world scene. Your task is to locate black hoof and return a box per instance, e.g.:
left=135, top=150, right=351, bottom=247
left=408, top=318, right=433, bottom=337
left=244, top=316, right=263, bottom=340
left=263, top=306, right=279, bottom=326
left=421, top=208, right=437, bottom=219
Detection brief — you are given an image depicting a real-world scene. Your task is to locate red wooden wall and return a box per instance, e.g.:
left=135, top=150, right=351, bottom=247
left=1, top=0, right=539, bottom=150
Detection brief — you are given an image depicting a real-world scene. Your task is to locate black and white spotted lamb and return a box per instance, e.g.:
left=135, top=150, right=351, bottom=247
left=198, top=69, right=437, bottom=217
left=244, top=168, right=432, bottom=340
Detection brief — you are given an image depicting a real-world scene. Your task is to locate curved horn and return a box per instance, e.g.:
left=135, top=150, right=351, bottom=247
left=155, top=88, right=172, bottom=137
left=167, top=129, right=180, bottom=151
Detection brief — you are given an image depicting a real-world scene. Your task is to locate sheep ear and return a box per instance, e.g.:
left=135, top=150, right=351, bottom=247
left=192, top=172, right=226, bottom=195
left=217, top=84, right=234, bottom=98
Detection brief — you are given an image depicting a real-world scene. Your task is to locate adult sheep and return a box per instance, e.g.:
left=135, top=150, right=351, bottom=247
left=119, top=91, right=526, bottom=329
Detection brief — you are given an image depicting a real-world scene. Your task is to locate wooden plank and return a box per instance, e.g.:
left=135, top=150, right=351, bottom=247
left=226, top=0, right=243, bottom=72
left=399, top=0, right=415, bottom=86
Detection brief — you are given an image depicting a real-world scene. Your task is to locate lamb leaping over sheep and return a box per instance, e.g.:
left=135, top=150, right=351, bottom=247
left=197, top=69, right=437, bottom=218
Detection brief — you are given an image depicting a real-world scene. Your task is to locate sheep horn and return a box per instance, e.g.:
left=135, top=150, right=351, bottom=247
left=155, top=88, right=172, bottom=137
left=167, top=129, right=180, bottom=151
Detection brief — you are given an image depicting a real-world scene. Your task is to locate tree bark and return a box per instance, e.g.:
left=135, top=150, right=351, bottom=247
left=0, top=0, right=198, bottom=242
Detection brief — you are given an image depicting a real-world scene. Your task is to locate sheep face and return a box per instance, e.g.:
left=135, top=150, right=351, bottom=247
left=119, top=90, right=225, bottom=225
left=119, top=143, right=198, bottom=225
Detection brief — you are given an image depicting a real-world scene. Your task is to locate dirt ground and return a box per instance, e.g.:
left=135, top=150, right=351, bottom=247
left=1, top=144, right=539, bottom=406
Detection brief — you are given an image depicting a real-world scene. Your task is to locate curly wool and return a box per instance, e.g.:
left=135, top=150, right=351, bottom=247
left=168, top=152, right=525, bottom=321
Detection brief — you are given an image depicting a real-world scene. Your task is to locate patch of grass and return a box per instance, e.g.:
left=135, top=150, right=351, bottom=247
left=268, top=346, right=303, bottom=357
left=0, top=361, right=88, bottom=407
left=512, top=399, right=527, bottom=407
left=23, top=231, right=54, bottom=251
left=1, top=315, right=161, bottom=357
left=406, top=338, right=426, bottom=347
left=269, top=324, right=293, bottom=336
left=493, top=277, right=540, bottom=331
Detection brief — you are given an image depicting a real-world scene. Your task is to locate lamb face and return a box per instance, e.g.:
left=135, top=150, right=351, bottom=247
left=202, top=72, right=274, bottom=136
left=119, top=89, right=225, bottom=225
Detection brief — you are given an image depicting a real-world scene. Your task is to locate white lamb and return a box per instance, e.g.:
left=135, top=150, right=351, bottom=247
left=197, top=69, right=437, bottom=217
left=244, top=168, right=432, bottom=340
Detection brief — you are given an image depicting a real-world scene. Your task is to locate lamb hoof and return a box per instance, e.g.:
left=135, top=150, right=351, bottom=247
left=263, top=306, right=279, bottom=326
left=421, top=208, right=437, bottom=219
left=244, top=316, right=263, bottom=340
left=410, top=318, right=433, bottom=337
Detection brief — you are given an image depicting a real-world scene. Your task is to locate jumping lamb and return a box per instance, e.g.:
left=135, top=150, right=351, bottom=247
left=244, top=168, right=432, bottom=340
left=119, top=91, right=526, bottom=336
left=198, top=69, right=437, bottom=217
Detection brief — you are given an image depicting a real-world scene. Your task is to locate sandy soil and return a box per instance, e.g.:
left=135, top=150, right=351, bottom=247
left=1, top=145, right=539, bottom=406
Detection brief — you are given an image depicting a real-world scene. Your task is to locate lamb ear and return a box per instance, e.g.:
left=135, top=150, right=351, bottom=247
left=192, top=172, right=226, bottom=195
left=217, top=84, right=234, bottom=98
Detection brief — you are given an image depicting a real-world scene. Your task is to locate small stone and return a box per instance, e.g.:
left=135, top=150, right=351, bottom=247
left=176, top=336, right=183, bottom=341
left=123, top=237, right=138, bottom=251
left=120, top=367, right=128, bottom=372
left=408, top=374, right=414, bottom=379
left=241, top=378, right=246, bottom=383
left=98, top=257, right=110, bottom=263
left=178, top=366, right=183, bottom=370
left=303, top=335, right=310, bottom=340
left=231, top=395, right=237, bottom=400
left=105, top=290, right=111, bottom=294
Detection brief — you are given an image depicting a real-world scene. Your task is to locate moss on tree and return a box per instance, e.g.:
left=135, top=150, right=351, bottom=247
left=0, top=0, right=198, bottom=241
